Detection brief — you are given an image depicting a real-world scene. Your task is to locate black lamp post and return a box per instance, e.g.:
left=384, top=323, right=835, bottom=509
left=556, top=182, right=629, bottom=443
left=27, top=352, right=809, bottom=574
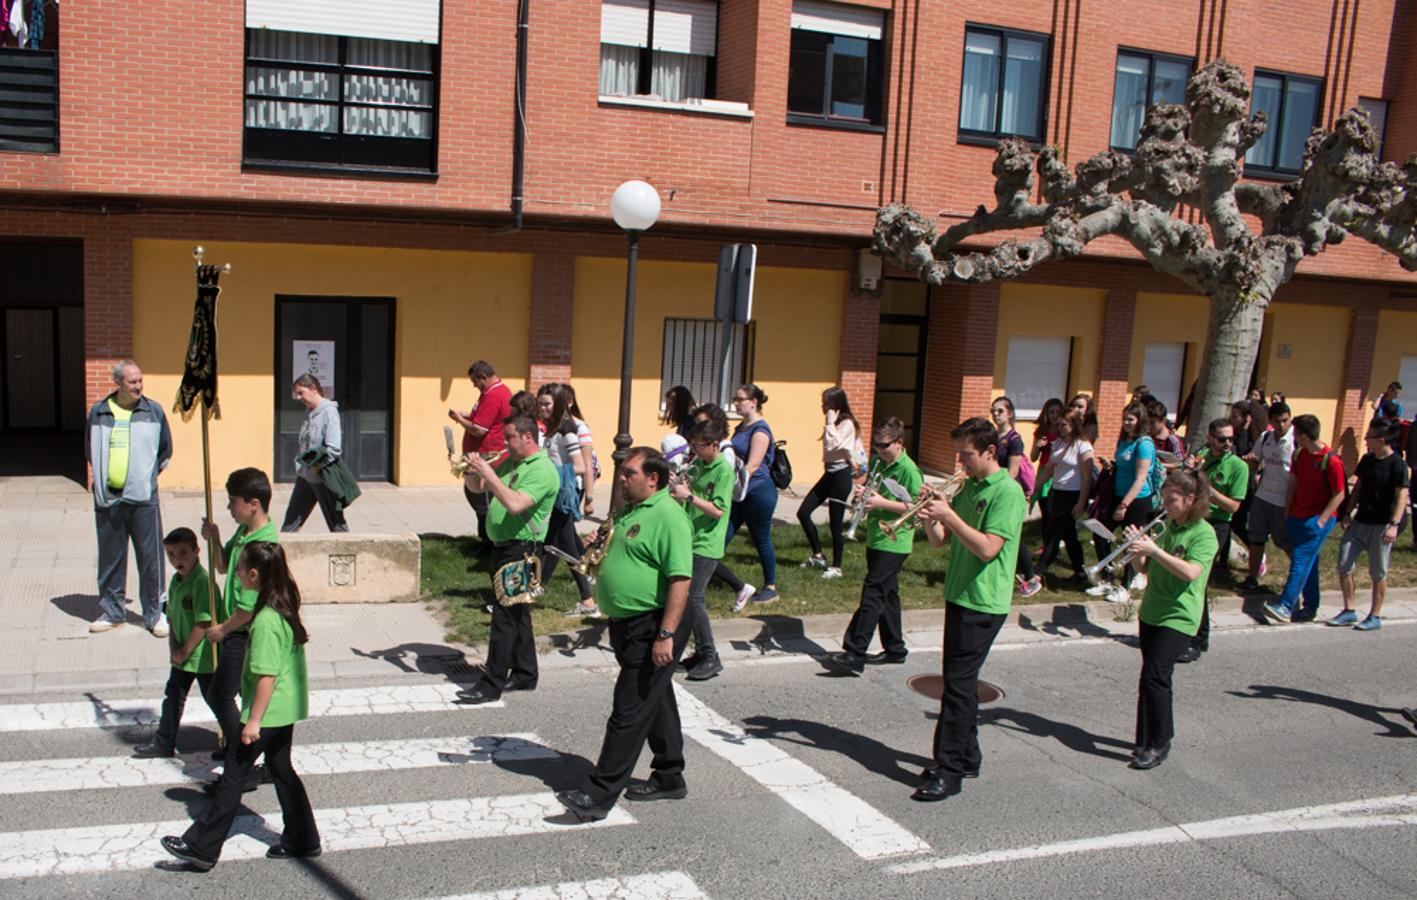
left=608, top=179, right=661, bottom=512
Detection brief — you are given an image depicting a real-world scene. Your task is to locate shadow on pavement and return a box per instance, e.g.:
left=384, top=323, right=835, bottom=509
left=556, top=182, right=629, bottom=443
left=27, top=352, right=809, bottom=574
left=729, top=615, right=830, bottom=658
left=739, top=714, right=932, bottom=786
left=547, top=620, right=609, bottom=656
left=979, top=707, right=1135, bottom=761
left=1015, top=604, right=1117, bottom=640
left=492, top=741, right=594, bottom=793
left=352, top=642, right=470, bottom=679
left=1226, top=684, right=1416, bottom=738
left=50, top=593, right=107, bottom=623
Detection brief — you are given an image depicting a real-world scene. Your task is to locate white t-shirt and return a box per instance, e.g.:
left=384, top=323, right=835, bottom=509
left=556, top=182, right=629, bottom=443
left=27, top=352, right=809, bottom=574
left=544, top=420, right=580, bottom=467
left=1051, top=439, right=1094, bottom=491
left=1254, top=427, right=1297, bottom=505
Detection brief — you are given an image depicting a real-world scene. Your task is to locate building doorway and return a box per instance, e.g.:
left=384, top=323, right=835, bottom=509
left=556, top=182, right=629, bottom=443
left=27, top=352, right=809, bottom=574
left=873, top=279, right=929, bottom=457
left=274, top=296, right=395, bottom=483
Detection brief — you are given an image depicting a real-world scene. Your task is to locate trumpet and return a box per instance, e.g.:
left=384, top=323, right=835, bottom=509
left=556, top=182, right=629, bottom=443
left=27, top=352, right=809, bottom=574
left=880, top=472, right=967, bottom=542
left=544, top=518, right=616, bottom=587
left=843, top=462, right=884, bottom=541
left=1084, top=512, right=1167, bottom=583
left=444, top=426, right=471, bottom=478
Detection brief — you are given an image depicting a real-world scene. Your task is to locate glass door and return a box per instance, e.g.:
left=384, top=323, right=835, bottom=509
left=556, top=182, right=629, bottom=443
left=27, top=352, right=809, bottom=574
left=873, top=280, right=930, bottom=457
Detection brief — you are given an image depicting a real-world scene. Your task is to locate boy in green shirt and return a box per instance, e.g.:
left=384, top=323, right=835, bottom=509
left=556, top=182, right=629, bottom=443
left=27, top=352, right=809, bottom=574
left=669, top=417, right=735, bottom=681
left=1184, top=418, right=1248, bottom=662
left=133, top=527, right=222, bottom=759
left=826, top=417, right=924, bottom=673
left=914, top=417, right=1025, bottom=803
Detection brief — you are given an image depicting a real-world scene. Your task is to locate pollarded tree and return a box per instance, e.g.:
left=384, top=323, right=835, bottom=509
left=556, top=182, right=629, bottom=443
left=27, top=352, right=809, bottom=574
left=874, top=60, right=1417, bottom=448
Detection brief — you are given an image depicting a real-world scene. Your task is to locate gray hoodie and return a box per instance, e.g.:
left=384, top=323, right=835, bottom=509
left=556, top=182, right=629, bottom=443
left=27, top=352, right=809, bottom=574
left=297, top=399, right=342, bottom=482
left=85, top=394, right=172, bottom=508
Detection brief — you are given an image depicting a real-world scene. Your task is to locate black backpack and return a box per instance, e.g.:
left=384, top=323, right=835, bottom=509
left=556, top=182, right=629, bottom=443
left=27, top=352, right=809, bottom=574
left=769, top=440, right=793, bottom=490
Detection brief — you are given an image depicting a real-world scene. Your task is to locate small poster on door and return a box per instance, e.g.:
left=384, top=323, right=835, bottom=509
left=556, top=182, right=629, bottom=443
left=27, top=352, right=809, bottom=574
left=294, top=340, right=335, bottom=399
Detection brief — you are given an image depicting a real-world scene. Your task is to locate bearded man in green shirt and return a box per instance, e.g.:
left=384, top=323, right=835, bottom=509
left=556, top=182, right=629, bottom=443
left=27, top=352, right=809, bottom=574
left=914, top=417, right=1025, bottom=803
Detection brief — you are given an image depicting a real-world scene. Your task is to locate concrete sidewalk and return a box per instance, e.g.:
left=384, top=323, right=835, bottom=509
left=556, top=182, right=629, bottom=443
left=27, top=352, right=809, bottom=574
left=4, top=473, right=1413, bottom=696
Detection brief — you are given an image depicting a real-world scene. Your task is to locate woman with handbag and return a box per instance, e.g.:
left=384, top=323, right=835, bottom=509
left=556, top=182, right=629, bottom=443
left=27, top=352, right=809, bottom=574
left=797, top=387, right=860, bottom=579
left=713, top=383, right=780, bottom=607
left=281, top=374, right=349, bottom=533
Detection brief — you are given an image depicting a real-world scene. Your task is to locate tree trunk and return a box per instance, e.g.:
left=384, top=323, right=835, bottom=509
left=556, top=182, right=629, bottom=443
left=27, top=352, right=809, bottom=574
left=1186, top=288, right=1270, bottom=452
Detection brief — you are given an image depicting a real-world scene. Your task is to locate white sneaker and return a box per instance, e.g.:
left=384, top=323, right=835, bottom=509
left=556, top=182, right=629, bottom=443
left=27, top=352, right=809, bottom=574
left=822, top=567, right=843, bottom=580
left=1132, top=573, right=1148, bottom=591
left=88, top=617, right=124, bottom=634
left=150, top=621, right=170, bottom=638
left=733, top=583, right=757, bottom=614
left=800, top=555, right=827, bottom=569
left=1085, top=583, right=1112, bottom=597
left=1105, top=586, right=1132, bottom=604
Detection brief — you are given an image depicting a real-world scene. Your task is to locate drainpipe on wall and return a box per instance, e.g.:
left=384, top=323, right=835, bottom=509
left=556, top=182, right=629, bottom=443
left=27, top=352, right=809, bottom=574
left=511, top=0, right=529, bottom=231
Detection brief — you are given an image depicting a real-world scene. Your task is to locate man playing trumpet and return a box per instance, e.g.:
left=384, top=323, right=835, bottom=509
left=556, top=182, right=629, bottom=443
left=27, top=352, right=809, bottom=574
left=912, top=417, right=1025, bottom=803
left=825, top=417, right=923, bottom=673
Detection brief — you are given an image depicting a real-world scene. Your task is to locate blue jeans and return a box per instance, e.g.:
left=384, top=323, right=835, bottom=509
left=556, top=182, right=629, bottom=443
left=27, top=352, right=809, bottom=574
left=723, top=478, right=778, bottom=586
left=1277, top=515, right=1338, bottom=617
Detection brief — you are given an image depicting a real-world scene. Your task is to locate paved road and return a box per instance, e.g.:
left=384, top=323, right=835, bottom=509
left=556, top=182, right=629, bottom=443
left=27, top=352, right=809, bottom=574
left=3, top=620, right=1415, bottom=898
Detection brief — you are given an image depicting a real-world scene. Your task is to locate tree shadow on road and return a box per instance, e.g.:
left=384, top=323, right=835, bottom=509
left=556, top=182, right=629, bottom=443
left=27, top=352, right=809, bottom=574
left=978, top=707, right=1135, bottom=761
left=1226, top=684, right=1415, bottom=738
left=739, top=714, right=932, bottom=786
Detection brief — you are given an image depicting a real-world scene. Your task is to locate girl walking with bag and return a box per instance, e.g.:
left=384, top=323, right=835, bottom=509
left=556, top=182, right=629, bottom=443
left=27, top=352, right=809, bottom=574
left=797, top=387, right=860, bottom=579
left=281, top=374, right=348, bottom=533
left=992, top=397, right=1041, bottom=597
left=714, top=384, right=780, bottom=608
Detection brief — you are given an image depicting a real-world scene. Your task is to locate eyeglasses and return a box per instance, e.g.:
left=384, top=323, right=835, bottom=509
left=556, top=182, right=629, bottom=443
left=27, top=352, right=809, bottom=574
left=873, top=441, right=895, bottom=450
left=1214, top=436, right=1234, bottom=444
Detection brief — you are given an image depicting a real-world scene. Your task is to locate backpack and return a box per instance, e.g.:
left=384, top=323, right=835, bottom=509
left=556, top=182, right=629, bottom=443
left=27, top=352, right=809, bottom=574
left=1144, top=437, right=1165, bottom=506
left=769, top=440, right=794, bottom=490
left=1002, top=430, right=1036, bottom=494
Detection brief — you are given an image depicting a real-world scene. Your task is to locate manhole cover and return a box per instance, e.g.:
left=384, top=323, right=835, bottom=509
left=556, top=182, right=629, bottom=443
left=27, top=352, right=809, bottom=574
left=906, top=674, right=1004, bottom=704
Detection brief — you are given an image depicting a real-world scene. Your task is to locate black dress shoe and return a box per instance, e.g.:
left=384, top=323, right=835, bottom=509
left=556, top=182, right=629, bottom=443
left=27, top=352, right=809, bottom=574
left=133, top=741, right=175, bottom=759
left=160, top=836, right=215, bottom=871
left=454, top=686, right=502, bottom=705
left=1129, top=743, right=1171, bottom=770
left=918, top=765, right=979, bottom=780
left=625, top=779, right=688, bottom=802
left=1177, top=645, right=1203, bottom=664
left=555, top=789, right=614, bottom=821
left=266, top=844, right=323, bottom=860
left=911, top=774, right=963, bottom=802
left=867, top=651, right=909, bottom=665
left=823, top=651, right=867, bottom=673
left=504, top=677, right=538, bottom=692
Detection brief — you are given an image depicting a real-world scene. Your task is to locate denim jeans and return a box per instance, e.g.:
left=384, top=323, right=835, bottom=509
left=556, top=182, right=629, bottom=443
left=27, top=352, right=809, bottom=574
left=1276, top=514, right=1338, bottom=617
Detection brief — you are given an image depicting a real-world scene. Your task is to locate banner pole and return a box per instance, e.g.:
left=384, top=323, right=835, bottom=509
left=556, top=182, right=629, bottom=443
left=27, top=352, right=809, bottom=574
left=201, top=404, right=217, bottom=626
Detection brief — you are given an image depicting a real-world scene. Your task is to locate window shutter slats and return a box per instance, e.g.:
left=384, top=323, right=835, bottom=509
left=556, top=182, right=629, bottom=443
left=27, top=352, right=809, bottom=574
left=651, top=0, right=718, bottom=56
left=790, top=1, right=883, bottom=41
left=601, top=0, right=651, bottom=48
left=1004, top=336, right=1070, bottom=418
left=246, top=0, right=440, bottom=44
left=1142, top=341, right=1186, bottom=417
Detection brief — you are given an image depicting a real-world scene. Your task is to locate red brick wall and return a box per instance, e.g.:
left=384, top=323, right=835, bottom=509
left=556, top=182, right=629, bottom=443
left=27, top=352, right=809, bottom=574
left=1333, top=307, right=1380, bottom=467
left=527, top=252, right=575, bottom=388
left=1096, top=289, right=1137, bottom=444
left=917, top=282, right=999, bottom=472
left=838, top=284, right=880, bottom=438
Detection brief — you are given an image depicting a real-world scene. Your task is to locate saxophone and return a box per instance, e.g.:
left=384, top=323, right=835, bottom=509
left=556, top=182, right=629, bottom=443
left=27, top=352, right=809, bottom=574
left=844, top=462, right=884, bottom=541
left=545, top=517, right=616, bottom=587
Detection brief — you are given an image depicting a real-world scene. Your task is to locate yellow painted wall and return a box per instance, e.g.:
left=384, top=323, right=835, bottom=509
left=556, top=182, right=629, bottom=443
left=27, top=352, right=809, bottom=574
left=991, top=283, right=1105, bottom=444
left=1369, top=309, right=1417, bottom=402
left=1131, top=292, right=1209, bottom=407
left=570, top=258, right=844, bottom=480
left=132, top=240, right=531, bottom=489
left=1260, top=303, right=1349, bottom=432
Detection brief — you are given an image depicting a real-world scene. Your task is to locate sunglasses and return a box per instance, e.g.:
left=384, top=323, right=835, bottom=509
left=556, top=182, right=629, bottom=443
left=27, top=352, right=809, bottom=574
left=873, top=441, right=895, bottom=450
left=1214, top=435, right=1234, bottom=444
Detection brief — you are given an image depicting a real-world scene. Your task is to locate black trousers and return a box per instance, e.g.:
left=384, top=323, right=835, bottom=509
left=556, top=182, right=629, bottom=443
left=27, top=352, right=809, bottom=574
left=539, top=508, right=594, bottom=601
left=1093, top=496, right=1154, bottom=587
left=463, top=486, right=491, bottom=547
left=1136, top=622, right=1191, bottom=751
left=182, top=723, right=319, bottom=862
left=280, top=477, right=348, bottom=533
left=931, top=603, right=1005, bottom=778
left=798, top=467, right=852, bottom=568
left=203, top=631, right=249, bottom=764
left=154, top=668, right=218, bottom=753
left=1039, top=488, right=1086, bottom=574
left=1210, top=519, right=1233, bottom=580
left=842, top=549, right=908, bottom=656
left=583, top=611, right=691, bottom=805
left=479, top=541, right=539, bottom=695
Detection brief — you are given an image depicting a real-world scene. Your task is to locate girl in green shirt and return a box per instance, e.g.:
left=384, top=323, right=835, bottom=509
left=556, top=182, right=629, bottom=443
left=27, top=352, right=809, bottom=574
left=162, top=542, right=320, bottom=870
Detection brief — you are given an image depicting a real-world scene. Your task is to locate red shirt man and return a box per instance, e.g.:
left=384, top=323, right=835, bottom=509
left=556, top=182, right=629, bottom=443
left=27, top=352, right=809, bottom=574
left=1289, top=445, right=1345, bottom=519
left=449, top=361, right=511, bottom=458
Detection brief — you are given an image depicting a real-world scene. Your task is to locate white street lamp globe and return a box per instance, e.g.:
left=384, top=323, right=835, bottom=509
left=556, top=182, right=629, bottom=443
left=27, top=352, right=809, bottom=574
left=611, top=180, right=661, bottom=232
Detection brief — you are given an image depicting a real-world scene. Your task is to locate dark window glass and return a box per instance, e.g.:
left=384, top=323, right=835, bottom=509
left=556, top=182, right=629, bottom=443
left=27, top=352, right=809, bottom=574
left=1244, top=70, right=1322, bottom=176
left=1357, top=97, right=1388, bottom=157
left=787, top=26, right=884, bottom=127
left=787, top=30, right=829, bottom=115
left=958, top=26, right=1049, bottom=141
left=1109, top=50, right=1194, bottom=150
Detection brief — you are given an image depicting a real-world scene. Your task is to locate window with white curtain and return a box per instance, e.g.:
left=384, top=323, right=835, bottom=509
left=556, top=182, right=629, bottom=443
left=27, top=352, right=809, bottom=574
left=660, top=318, right=755, bottom=408
left=1004, top=336, right=1071, bottom=419
left=1141, top=341, right=1187, bottom=419
left=787, top=1, right=886, bottom=126
left=599, top=0, right=718, bottom=103
left=1109, top=50, right=1191, bottom=151
left=1244, top=70, right=1322, bottom=176
left=1397, top=355, right=1417, bottom=395
left=958, top=25, right=1049, bottom=141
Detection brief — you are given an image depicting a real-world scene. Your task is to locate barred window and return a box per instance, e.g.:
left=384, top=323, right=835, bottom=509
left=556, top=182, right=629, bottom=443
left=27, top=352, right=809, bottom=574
left=660, top=318, right=755, bottom=410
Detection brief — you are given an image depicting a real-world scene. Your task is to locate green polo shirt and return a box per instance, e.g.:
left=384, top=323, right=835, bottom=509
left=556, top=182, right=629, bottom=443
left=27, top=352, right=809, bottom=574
left=685, top=454, right=733, bottom=559
left=866, top=452, right=925, bottom=554
left=1198, top=449, right=1249, bottom=524
left=942, top=468, right=1026, bottom=616
left=486, top=450, right=560, bottom=544
left=1139, top=518, right=1218, bottom=637
left=166, top=564, right=217, bottom=675
left=596, top=488, right=693, bottom=619
left=241, top=605, right=309, bottom=728
left=221, top=520, right=279, bottom=625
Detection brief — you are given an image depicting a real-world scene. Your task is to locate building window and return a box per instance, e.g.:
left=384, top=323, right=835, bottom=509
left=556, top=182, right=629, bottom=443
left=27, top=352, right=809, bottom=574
left=1141, top=341, right=1187, bottom=419
left=0, top=1, right=59, bottom=154
left=1109, top=50, right=1191, bottom=151
left=599, top=0, right=718, bottom=103
left=1003, top=335, right=1071, bottom=419
left=1399, top=354, right=1417, bottom=394
left=1244, top=70, right=1321, bottom=177
left=958, top=25, right=1049, bottom=142
left=1357, top=97, right=1388, bottom=158
left=660, top=318, right=755, bottom=409
left=242, top=0, right=440, bottom=173
left=787, top=1, right=885, bottom=128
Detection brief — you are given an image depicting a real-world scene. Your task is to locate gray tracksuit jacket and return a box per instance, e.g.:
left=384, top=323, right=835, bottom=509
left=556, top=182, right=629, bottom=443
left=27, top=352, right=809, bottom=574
left=297, top=399, right=343, bottom=482
left=85, top=394, right=173, bottom=508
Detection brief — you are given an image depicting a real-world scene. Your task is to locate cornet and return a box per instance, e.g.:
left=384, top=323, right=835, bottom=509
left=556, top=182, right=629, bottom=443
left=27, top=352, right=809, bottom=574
left=1084, top=512, right=1167, bottom=583
left=843, top=462, right=884, bottom=541
left=880, top=472, right=967, bottom=542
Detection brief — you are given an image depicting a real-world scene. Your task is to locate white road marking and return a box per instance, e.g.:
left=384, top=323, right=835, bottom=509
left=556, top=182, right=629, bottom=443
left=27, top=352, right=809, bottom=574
left=889, top=793, right=1417, bottom=874
left=674, top=685, right=929, bottom=860
left=0, top=683, right=499, bottom=733
left=434, top=870, right=708, bottom=899
left=0, top=792, right=633, bottom=879
left=0, top=733, right=557, bottom=795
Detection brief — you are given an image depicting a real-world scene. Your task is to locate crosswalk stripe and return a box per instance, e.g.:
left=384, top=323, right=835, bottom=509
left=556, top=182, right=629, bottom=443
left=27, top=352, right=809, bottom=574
left=0, top=683, right=498, bottom=733
left=0, top=792, right=634, bottom=880
left=0, top=733, right=557, bottom=795
left=673, top=685, right=930, bottom=860
left=434, top=870, right=709, bottom=899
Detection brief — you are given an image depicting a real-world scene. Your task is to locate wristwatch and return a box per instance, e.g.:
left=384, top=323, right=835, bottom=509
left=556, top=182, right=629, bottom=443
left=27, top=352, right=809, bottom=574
left=656, top=628, right=674, bottom=640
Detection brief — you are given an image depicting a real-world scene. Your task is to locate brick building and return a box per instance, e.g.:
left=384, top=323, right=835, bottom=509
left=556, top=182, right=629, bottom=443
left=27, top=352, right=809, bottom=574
left=0, top=0, right=1414, bottom=488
